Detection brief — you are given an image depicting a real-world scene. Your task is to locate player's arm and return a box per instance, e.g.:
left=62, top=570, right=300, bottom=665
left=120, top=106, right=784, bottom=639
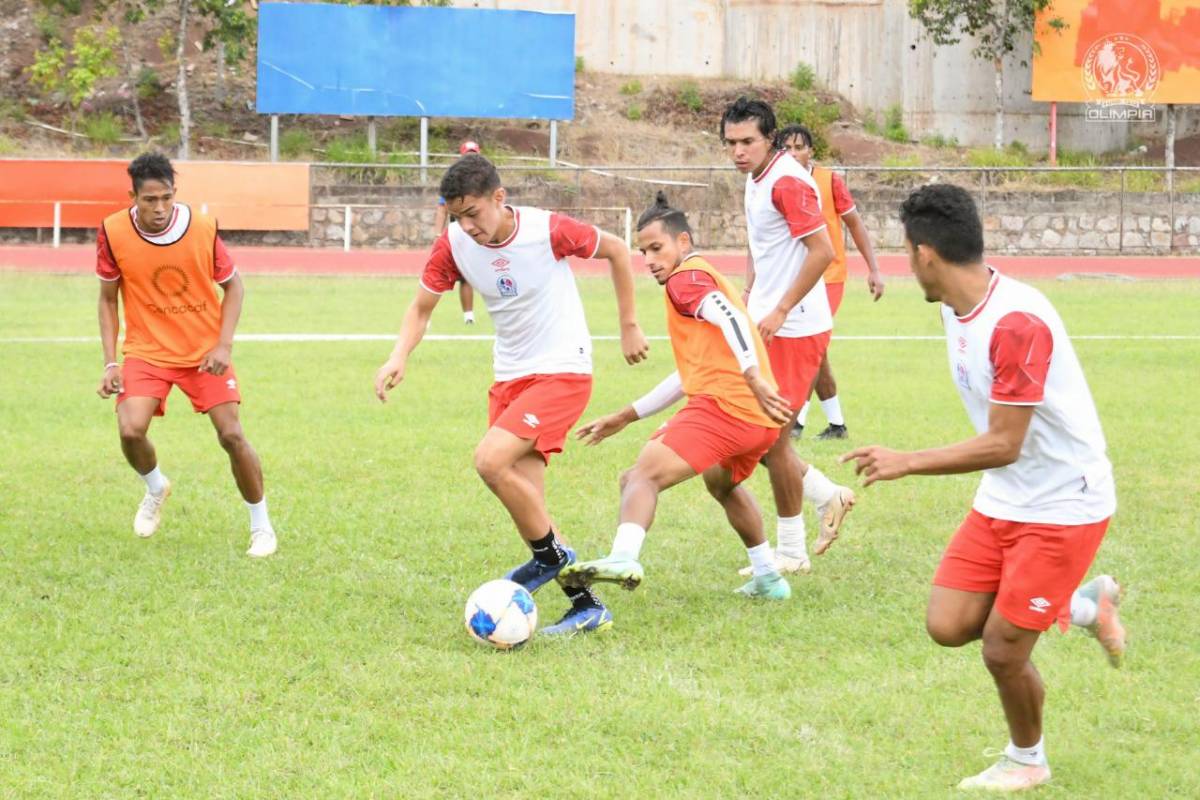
left=695, top=291, right=792, bottom=425
left=374, top=287, right=441, bottom=402
left=576, top=371, right=684, bottom=446
left=841, top=403, right=1034, bottom=486
left=743, top=246, right=755, bottom=303
left=433, top=202, right=448, bottom=239
left=198, top=271, right=244, bottom=376
left=842, top=210, right=884, bottom=301
left=97, top=278, right=122, bottom=398
left=594, top=232, right=649, bottom=364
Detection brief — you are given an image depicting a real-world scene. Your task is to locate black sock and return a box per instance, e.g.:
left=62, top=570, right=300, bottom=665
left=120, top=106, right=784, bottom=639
left=561, top=584, right=602, bottom=609
left=529, top=530, right=567, bottom=566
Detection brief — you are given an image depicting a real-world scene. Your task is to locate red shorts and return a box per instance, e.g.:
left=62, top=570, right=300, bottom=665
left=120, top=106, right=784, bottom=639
left=651, top=395, right=779, bottom=484
left=488, top=373, right=592, bottom=464
left=116, top=357, right=241, bottom=416
left=766, top=331, right=831, bottom=411
left=933, top=509, right=1111, bottom=631
left=826, top=281, right=845, bottom=316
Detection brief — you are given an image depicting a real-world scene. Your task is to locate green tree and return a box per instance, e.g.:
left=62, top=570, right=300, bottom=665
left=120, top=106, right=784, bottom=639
left=27, top=25, right=121, bottom=121
left=909, top=0, right=1065, bottom=149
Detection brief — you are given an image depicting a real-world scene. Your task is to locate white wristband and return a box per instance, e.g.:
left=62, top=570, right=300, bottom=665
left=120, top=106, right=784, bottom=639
left=104, top=362, right=119, bottom=370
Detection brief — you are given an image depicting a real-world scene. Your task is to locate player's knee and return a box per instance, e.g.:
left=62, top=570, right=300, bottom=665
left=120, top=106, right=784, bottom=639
left=702, top=474, right=733, bottom=503
left=118, top=420, right=148, bottom=445
left=618, top=467, right=635, bottom=492
left=925, top=616, right=975, bottom=648
left=981, top=637, right=1026, bottom=677
left=216, top=425, right=246, bottom=453
left=473, top=446, right=507, bottom=486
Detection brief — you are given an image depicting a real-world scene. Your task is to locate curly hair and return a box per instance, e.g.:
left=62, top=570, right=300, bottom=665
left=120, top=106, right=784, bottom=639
left=128, top=152, right=176, bottom=193
left=439, top=154, right=501, bottom=203
left=899, top=184, right=984, bottom=265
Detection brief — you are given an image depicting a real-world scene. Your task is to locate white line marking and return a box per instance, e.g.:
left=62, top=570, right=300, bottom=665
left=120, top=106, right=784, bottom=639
left=3, top=334, right=1199, bottom=344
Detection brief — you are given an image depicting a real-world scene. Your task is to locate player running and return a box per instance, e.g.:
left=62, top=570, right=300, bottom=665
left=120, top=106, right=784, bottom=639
left=842, top=184, right=1126, bottom=793
left=776, top=124, right=885, bottom=441
left=95, top=152, right=277, bottom=557
left=722, top=97, right=856, bottom=575
left=558, top=193, right=794, bottom=601
left=374, top=154, right=649, bottom=636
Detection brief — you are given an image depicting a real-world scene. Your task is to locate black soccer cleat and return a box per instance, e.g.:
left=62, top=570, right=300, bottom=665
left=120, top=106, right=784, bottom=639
left=815, top=424, right=848, bottom=440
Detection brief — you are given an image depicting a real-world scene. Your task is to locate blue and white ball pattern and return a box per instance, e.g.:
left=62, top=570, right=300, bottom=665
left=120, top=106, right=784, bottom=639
left=464, top=579, right=538, bottom=649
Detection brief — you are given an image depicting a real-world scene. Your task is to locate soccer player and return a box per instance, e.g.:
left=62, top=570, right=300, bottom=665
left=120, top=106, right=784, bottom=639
left=842, top=184, right=1126, bottom=792
left=722, top=97, right=856, bottom=575
left=777, top=124, right=885, bottom=441
left=558, top=193, right=795, bottom=600
left=95, top=152, right=277, bottom=557
left=374, top=154, right=649, bottom=635
left=432, top=140, right=481, bottom=324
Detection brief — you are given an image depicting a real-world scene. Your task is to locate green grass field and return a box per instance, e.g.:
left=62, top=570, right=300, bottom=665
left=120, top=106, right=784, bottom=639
left=1, top=272, right=1198, bottom=798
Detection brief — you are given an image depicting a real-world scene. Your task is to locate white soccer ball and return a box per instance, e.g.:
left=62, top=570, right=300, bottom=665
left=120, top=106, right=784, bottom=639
left=464, top=579, right=538, bottom=649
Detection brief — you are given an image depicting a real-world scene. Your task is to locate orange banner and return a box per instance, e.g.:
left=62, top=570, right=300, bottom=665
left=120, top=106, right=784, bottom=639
left=1033, top=0, right=1200, bottom=103
left=0, top=159, right=311, bottom=230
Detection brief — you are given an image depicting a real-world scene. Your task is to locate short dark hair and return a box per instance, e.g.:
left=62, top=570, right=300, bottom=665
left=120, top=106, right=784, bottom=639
left=637, top=191, right=693, bottom=238
left=776, top=124, right=813, bottom=150
left=439, top=154, right=501, bottom=203
left=899, top=184, right=984, bottom=265
left=128, top=152, right=175, bottom=193
left=720, top=96, right=776, bottom=140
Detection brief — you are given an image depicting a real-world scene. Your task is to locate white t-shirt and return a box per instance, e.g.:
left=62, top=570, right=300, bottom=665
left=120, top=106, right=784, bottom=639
left=744, top=150, right=833, bottom=338
left=421, top=206, right=600, bottom=382
left=942, top=269, right=1116, bottom=525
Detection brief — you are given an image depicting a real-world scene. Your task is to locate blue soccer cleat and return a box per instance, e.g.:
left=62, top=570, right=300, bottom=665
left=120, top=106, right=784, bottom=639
left=504, top=546, right=576, bottom=594
left=540, top=603, right=614, bottom=637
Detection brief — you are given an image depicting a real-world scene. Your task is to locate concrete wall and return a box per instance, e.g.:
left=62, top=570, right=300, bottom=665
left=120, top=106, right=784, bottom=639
left=478, top=0, right=1200, bottom=152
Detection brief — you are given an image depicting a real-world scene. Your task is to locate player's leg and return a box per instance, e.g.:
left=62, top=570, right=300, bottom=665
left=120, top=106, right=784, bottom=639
left=459, top=280, right=475, bottom=324
left=813, top=354, right=847, bottom=440
left=1069, top=573, right=1126, bottom=667
left=702, top=465, right=791, bottom=600
left=557, top=439, right=696, bottom=592
left=117, top=395, right=171, bottom=537
left=208, top=401, right=276, bottom=557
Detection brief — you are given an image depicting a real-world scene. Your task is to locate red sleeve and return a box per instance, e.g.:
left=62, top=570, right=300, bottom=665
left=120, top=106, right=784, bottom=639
left=549, top=213, right=600, bottom=261
left=665, top=270, right=719, bottom=317
left=830, top=172, right=856, bottom=216
left=96, top=225, right=120, bottom=281
left=213, top=234, right=236, bottom=283
left=770, top=176, right=827, bottom=238
left=989, top=311, right=1054, bottom=405
left=420, top=231, right=464, bottom=294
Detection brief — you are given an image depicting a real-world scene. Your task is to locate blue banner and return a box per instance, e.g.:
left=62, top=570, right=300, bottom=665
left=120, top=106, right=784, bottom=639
left=256, top=3, right=576, bottom=120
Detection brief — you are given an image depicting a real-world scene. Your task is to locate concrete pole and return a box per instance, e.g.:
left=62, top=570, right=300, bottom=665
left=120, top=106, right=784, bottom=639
left=549, top=120, right=558, bottom=167
left=270, top=115, right=279, bottom=162
left=420, top=116, right=429, bottom=184
left=367, top=116, right=377, bottom=158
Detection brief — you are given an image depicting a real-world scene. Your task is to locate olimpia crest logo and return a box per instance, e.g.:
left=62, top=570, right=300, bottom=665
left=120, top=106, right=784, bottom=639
left=1082, top=34, right=1161, bottom=102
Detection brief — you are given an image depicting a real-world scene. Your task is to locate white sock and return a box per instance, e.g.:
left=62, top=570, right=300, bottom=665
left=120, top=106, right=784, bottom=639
left=802, top=465, right=838, bottom=507
left=1004, top=737, right=1047, bottom=767
left=820, top=395, right=845, bottom=426
left=1069, top=591, right=1098, bottom=627
left=775, top=514, right=807, bottom=560
left=139, top=466, right=167, bottom=496
left=611, top=522, right=646, bottom=560
left=746, top=542, right=775, bottom=577
left=247, top=497, right=271, bottom=530
left=796, top=402, right=811, bottom=426
left=463, top=311, right=475, bottom=323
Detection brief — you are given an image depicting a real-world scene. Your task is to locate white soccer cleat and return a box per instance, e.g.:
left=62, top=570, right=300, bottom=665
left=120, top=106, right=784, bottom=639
left=738, top=552, right=812, bottom=576
left=247, top=527, right=277, bottom=558
left=133, top=480, right=171, bottom=538
left=957, top=755, right=1050, bottom=792
left=813, top=486, right=856, bottom=556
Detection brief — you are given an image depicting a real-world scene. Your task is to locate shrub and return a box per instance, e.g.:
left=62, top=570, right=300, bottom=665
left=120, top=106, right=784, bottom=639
left=790, top=62, right=816, bottom=92
left=775, top=93, right=841, bottom=156
left=280, top=129, right=314, bottom=160
left=883, top=105, right=909, bottom=143
left=619, top=80, right=642, bottom=96
left=83, top=112, right=123, bottom=145
left=676, top=81, right=703, bottom=113
left=625, top=103, right=644, bottom=121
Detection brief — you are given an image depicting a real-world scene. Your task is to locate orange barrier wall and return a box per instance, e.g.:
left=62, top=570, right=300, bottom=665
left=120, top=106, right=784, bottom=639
left=0, top=159, right=311, bottom=231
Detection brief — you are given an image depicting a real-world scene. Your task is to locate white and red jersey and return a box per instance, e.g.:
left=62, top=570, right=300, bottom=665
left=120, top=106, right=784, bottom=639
left=421, top=206, right=599, bottom=381
left=943, top=269, right=1115, bottom=525
left=744, top=150, right=833, bottom=338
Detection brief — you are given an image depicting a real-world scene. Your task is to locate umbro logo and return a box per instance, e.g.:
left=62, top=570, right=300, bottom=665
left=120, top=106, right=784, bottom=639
left=226, top=378, right=237, bottom=390
left=523, top=412, right=540, bottom=428
left=491, top=257, right=511, bottom=271
left=1028, top=597, right=1051, bottom=613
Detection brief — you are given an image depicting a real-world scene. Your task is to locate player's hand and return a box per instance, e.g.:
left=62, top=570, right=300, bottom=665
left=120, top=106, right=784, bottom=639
left=620, top=322, right=650, bottom=365
left=374, top=358, right=406, bottom=403
left=840, top=445, right=910, bottom=487
left=748, top=376, right=793, bottom=426
left=867, top=269, right=885, bottom=301
left=97, top=364, right=122, bottom=398
left=757, top=308, right=787, bottom=345
left=199, top=343, right=232, bottom=376
left=576, top=407, right=636, bottom=446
